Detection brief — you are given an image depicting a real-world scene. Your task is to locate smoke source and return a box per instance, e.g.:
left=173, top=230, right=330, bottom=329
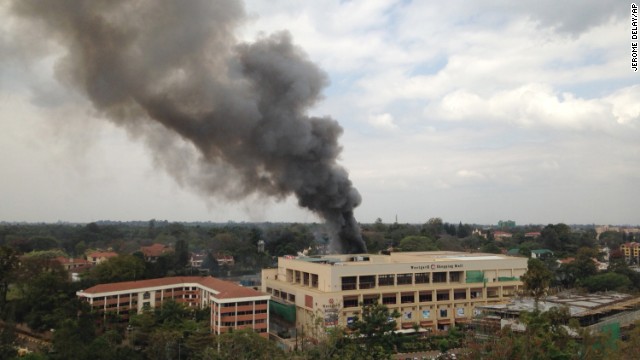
left=11, top=0, right=366, bottom=254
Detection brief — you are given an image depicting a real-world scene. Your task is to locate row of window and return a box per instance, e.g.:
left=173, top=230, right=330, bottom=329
left=341, top=271, right=464, bottom=290
left=220, top=309, right=267, bottom=316
left=287, top=270, right=320, bottom=288
left=219, top=319, right=266, bottom=327
left=343, top=288, right=500, bottom=308
left=220, top=300, right=268, bottom=307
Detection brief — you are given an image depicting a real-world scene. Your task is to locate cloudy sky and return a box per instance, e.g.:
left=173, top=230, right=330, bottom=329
left=0, top=0, right=638, bottom=225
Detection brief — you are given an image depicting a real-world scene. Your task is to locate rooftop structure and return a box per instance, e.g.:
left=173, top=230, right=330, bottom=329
left=477, top=292, right=640, bottom=334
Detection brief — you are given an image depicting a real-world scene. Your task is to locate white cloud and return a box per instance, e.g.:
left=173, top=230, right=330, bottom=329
left=368, top=113, right=397, bottom=130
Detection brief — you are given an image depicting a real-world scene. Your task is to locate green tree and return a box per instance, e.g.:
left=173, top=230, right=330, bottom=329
left=521, top=258, right=553, bottom=306
left=155, top=299, right=188, bottom=326
left=0, top=246, right=18, bottom=315
left=209, top=328, right=286, bottom=360
left=422, top=218, right=443, bottom=238
left=0, top=322, right=18, bottom=359
left=398, top=235, right=437, bottom=252
left=581, top=272, right=631, bottom=292
left=174, top=238, right=190, bottom=272
left=86, top=254, right=146, bottom=284
left=347, top=302, right=401, bottom=359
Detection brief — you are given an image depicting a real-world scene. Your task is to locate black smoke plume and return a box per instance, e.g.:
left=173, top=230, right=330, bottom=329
left=11, top=0, right=366, bottom=254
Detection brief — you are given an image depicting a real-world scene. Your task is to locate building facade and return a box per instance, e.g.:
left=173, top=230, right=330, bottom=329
left=77, top=276, right=270, bottom=337
left=621, top=242, right=640, bottom=264
left=262, top=251, right=528, bottom=338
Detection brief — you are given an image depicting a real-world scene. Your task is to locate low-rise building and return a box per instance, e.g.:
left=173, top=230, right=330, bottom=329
left=87, top=251, right=118, bottom=265
left=476, top=292, right=640, bottom=335
left=140, top=243, right=172, bottom=262
left=54, top=257, right=93, bottom=281
left=262, top=251, right=528, bottom=340
left=76, top=276, right=270, bottom=337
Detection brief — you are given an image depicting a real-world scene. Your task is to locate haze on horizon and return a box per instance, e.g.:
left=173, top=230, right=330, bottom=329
left=1, top=1, right=638, bottom=226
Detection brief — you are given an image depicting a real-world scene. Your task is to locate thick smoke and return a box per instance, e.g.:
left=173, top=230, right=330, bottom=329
left=11, top=0, right=366, bottom=254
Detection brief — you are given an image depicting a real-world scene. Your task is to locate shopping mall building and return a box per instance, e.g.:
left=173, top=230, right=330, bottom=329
left=261, top=251, right=528, bottom=338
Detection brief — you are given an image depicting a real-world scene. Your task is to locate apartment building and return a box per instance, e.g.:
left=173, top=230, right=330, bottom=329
left=621, top=242, right=640, bottom=264
left=262, top=251, right=528, bottom=338
left=77, top=276, right=270, bottom=337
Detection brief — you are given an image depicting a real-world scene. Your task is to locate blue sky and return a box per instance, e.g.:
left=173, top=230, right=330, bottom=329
left=1, top=0, right=638, bottom=225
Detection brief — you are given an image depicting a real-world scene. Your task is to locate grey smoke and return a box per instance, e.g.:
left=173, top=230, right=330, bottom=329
left=11, top=0, right=366, bottom=254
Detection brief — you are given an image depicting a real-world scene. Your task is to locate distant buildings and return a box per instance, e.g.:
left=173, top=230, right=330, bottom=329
left=493, top=231, right=513, bottom=241
left=140, top=243, right=172, bottom=262
left=76, top=276, right=270, bottom=337
left=87, top=251, right=118, bottom=265
left=621, top=242, right=640, bottom=264
left=497, top=220, right=516, bottom=229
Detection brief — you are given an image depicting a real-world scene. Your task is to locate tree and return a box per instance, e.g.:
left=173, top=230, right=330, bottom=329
left=456, top=222, right=471, bottom=238
left=398, top=236, right=437, bottom=252
left=209, top=328, right=286, bottom=360
left=423, top=218, right=444, bottom=238
left=86, top=254, right=146, bottom=284
left=581, top=272, right=631, bottom=292
left=521, top=258, right=553, bottom=306
left=347, top=302, right=401, bottom=359
left=174, top=238, right=190, bottom=271
left=0, top=246, right=18, bottom=315
left=0, top=322, right=18, bottom=359
left=155, top=299, right=188, bottom=326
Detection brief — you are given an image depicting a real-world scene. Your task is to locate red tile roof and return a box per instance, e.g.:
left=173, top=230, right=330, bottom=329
left=140, top=243, right=172, bottom=257
left=55, top=257, right=90, bottom=265
left=87, top=251, right=119, bottom=259
left=79, top=276, right=265, bottom=300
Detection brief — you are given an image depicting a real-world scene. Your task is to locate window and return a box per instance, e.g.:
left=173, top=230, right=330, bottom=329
left=400, top=292, right=415, bottom=304
left=343, top=296, right=358, bottom=308
left=503, top=287, right=515, bottom=296
left=311, top=274, right=319, bottom=288
left=450, top=271, right=463, bottom=283
left=436, top=291, right=450, bottom=301
left=439, top=309, right=448, bottom=317
left=342, top=276, right=357, bottom=291
left=470, top=289, right=482, bottom=299
left=433, top=272, right=447, bottom=283
left=397, top=274, right=412, bottom=285
left=378, top=274, right=394, bottom=286
left=359, top=275, right=375, bottom=289
left=419, top=291, right=433, bottom=302
left=415, top=272, right=429, bottom=284
left=382, top=294, right=397, bottom=305
left=487, top=288, right=499, bottom=298
left=453, top=290, right=466, bottom=300
left=363, top=295, right=378, bottom=306
left=143, top=292, right=150, bottom=300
